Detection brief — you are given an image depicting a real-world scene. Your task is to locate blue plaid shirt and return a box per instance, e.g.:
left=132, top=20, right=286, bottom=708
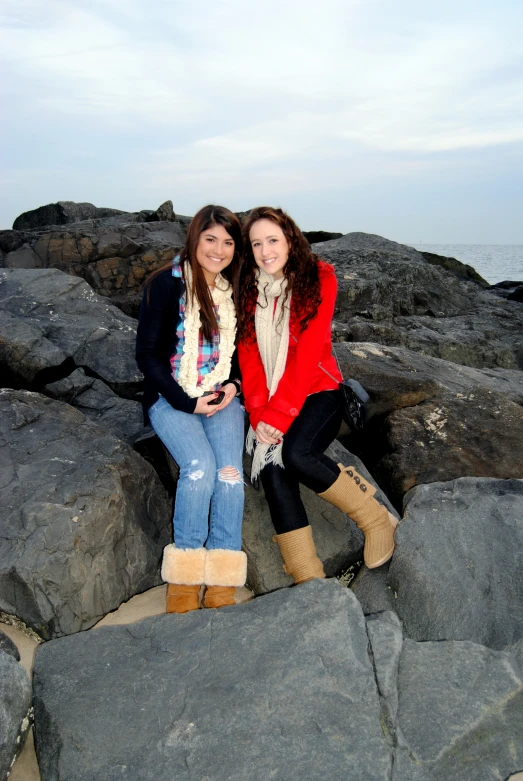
left=170, top=261, right=221, bottom=390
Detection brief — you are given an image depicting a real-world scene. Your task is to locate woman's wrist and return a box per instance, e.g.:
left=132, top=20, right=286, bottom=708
left=224, top=379, right=241, bottom=396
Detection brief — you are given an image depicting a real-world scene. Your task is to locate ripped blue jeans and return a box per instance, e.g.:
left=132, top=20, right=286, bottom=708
left=148, top=395, right=245, bottom=550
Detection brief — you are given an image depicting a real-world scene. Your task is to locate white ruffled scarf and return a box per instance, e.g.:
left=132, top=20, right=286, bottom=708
left=246, top=269, right=292, bottom=481
left=177, top=263, right=237, bottom=398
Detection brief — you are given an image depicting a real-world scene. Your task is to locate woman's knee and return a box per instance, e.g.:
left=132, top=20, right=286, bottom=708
left=179, top=454, right=216, bottom=486
left=216, top=465, right=243, bottom=485
left=282, top=440, right=310, bottom=474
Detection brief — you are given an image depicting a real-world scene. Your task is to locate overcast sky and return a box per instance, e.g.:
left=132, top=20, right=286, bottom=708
left=1, top=0, right=522, bottom=242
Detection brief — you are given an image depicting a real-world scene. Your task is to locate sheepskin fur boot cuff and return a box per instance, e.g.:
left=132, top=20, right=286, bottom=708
left=273, top=525, right=325, bottom=584
left=204, top=549, right=247, bottom=587
left=166, top=584, right=200, bottom=613
left=318, top=465, right=399, bottom=569
left=202, top=586, right=236, bottom=609
left=161, top=545, right=206, bottom=585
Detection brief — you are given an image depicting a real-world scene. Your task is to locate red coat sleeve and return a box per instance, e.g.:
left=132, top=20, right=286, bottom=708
left=261, top=265, right=338, bottom=434
left=237, top=339, right=269, bottom=429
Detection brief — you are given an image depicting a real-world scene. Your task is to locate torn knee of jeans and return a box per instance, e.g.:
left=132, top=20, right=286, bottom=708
left=217, top=466, right=242, bottom=484
left=188, top=469, right=205, bottom=481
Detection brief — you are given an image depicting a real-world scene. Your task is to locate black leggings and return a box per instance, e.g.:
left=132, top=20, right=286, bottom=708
left=260, top=390, right=343, bottom=534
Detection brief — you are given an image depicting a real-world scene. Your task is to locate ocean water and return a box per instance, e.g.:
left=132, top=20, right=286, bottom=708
left=409, top=244, right=523, bottom=286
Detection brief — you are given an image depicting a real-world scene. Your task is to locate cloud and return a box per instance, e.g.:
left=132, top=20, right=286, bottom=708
left=1, top=0, right=522, bottom=240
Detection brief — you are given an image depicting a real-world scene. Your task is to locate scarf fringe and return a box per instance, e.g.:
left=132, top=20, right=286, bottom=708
left=246, top=426, right=284, bottom=483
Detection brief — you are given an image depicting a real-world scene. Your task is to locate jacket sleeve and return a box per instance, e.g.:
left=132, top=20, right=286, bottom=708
left=261, top=267, right=338, bottom=434
left=238, top=339, right=269, bottom=428
left=135, top=273, right=197, bottom=414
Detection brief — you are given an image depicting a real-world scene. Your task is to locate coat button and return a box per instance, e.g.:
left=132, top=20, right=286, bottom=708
left=348, top=470, right=353, bottom=477
left=355, top=476, right=360, bottom=484
left=290, top=408, right=298, bottom=416
left=360, top=484, right=367, bottom=492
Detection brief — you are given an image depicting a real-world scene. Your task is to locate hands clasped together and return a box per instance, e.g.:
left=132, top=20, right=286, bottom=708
left=255, top=421, right=283, bottom=445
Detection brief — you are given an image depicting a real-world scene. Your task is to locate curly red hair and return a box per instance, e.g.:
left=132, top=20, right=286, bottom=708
left=237, top=206, right=322, bottom=343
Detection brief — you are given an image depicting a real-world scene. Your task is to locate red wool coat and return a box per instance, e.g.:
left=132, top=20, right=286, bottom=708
left=238, top=261, right=342, bottom=434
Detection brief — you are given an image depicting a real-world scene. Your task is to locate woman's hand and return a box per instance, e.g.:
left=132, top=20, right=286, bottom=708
left=255, top=421, right=283, bottom=445
left=194, top=394, right=221, bottom=415
left=204, top=382, right=237, bottom=418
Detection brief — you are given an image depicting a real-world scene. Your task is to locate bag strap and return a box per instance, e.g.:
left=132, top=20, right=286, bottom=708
left=318, top=343, right=344, bottom=384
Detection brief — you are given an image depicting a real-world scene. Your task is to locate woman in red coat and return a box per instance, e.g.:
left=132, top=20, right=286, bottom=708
left=238, top=206, right=397, bottom=583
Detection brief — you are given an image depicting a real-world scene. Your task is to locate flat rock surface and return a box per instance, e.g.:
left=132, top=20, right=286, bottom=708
left=33, top=581, right=392, bottom=781
left=0, top=389, right=172, bottom=639
left=392, top=635, right=523, bottom=780
left=389, top=477, right=523, bottom=649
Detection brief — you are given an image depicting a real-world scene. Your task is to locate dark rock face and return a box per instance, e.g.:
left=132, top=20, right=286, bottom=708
left=389, top=477, right=523, bottom=649
left=419, top=250, right=489, bottom=285
left=0, top=630, right=20, bottom=661
left=12, top=201, right=126, bottom=230
left=32, top=581, right=523, bottom=781
left=378, top=388, right=523, bottom=501
left=334, top=342, right=523, bottom=502
left=0, top=389, right=172, bottom=639
left=0, top=268, right=142, bottom=398
left=1, top=214, right=186, bottom=316
left=44, top=369, right=143, bottom=442
left=314, top=233, right=523, bottom=370
left=144, top=200, right=176, bottom=222
left=489, top=279, right=523, bottom=302
left=0, top=649, right=32, bottom=779
left=303, top=230, right=343, bottom=244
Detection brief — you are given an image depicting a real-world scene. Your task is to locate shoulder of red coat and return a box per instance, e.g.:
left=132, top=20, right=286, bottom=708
left=317, top=259, right=336, bottom=277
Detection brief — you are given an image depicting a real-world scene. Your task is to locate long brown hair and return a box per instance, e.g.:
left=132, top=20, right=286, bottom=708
left=237, top=206, right=321, bottom=342
left=144, top=205, right=243, bottom=341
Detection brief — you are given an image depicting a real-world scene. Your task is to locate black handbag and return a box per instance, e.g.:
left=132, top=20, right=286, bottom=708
left=319, top=362, right=370, bottom=431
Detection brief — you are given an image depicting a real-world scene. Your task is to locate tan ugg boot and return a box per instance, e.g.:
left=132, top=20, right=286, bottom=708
left=202, top=586, right=236, bottom=609
left=272, top=525, right=326, bottom=584
left=166, top=584, right=201, bottom=613
left=318, top=465, right=398, bottom=569
left=161, top=545, right=206, bottom=613
left=202, top=549, right=247, bottom=609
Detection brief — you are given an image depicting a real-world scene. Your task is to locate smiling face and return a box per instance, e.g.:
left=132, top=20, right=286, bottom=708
left=195, top=223, right=236, bottom=284
left=249, top=218, right=290, bottom=279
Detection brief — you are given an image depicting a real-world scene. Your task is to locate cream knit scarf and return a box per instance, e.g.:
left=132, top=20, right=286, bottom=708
left=246, top=269, right=291, bottom=481
left=177, top=263, right=237, bottom=398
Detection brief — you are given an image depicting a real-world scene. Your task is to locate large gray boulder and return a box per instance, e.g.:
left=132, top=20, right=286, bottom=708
left=32, top=581, right=392, bottom=781
left=0, top=389, right=172, bottom=639
left=0, top=649, right=32, bottom=779
left=367, top=612, right=523, bottom=781
left=388, top=477, right=523, bottom=649
left=242, top=439, right=399, bottom=594
left=314, top=232, right=523, bottom=370
left=334, top=342, right=523, bottom=503
left=0, top=267, right=141, bottom=397
left=31, top=582, right=523, bottom=781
